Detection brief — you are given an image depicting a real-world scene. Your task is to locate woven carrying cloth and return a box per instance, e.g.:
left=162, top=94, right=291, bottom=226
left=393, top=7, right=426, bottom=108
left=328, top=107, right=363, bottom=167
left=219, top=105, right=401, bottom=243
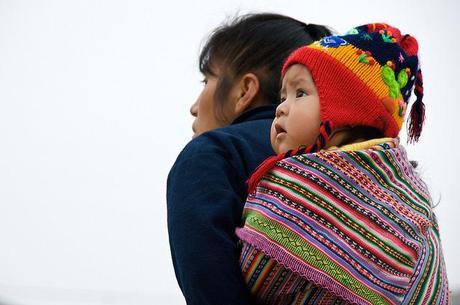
left=236, top=139, right=449, bottom=305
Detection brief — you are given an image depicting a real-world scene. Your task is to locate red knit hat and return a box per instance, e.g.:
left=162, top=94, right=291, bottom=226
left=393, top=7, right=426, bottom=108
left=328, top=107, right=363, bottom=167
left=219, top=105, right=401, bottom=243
left=248, top=23, right=424, bottom=193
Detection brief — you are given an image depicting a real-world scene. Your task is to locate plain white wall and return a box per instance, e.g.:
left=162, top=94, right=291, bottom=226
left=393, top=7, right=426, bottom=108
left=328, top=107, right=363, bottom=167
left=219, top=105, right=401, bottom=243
left=0, top=0, right=458, bottom=304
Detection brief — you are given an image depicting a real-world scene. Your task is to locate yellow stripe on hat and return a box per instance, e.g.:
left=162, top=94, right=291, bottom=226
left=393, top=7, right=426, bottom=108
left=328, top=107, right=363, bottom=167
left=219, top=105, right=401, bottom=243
left=310, top=43, right=388, bottom=99
left=309, top=42, right=404, bottom=128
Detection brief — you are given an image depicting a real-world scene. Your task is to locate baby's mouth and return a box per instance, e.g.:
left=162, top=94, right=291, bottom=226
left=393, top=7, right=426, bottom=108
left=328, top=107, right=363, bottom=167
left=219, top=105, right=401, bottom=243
left=275, top=123, right=286, bottom=135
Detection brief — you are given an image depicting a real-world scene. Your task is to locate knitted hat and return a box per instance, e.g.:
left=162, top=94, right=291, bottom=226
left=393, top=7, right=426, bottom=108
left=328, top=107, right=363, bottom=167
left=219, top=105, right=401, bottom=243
left=283, top=23, right=424, bottom=143
left=248, top=23, right=425, bottom=193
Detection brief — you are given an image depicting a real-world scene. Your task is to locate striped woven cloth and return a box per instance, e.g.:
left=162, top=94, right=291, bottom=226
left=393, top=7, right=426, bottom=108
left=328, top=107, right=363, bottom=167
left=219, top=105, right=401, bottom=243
left=236, top=139, right=449, bottom=305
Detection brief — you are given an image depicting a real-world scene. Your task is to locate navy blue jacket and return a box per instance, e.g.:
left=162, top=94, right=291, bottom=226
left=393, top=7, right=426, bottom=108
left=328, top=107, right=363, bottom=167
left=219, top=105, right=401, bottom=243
left=167, top=106, right=276, bottom=305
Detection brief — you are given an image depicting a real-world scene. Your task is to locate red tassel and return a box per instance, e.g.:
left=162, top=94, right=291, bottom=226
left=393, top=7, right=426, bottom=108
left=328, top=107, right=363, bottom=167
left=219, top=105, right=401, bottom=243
left=247, top=153, right=288, bottom=194
left=408, top=70, right=425, bottom=143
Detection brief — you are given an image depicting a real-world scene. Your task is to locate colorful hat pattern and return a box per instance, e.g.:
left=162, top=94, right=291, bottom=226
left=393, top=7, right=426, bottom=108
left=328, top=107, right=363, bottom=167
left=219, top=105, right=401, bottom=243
left=282, top=23, right=424, bottom=143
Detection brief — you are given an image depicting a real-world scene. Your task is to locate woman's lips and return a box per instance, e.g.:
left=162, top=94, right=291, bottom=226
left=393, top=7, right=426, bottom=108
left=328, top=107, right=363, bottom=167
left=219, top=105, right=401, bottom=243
left=191, top=122, right=198, bottom=138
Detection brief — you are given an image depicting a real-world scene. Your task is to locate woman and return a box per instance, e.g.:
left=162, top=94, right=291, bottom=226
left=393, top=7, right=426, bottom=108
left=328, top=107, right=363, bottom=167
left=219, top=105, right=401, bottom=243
left=167, top=13, right=331, bottom=305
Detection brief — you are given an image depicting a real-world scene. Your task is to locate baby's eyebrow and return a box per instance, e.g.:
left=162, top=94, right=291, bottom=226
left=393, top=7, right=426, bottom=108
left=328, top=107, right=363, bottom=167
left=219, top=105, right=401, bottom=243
left=288, top=78, right=308, bottom=87
left=282, top=77, right=308, bottom=91
left=280, top=86, right=286, bottom=96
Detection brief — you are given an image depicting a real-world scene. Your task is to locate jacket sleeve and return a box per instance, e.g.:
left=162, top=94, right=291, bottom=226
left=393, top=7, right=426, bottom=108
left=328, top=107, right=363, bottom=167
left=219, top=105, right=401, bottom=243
left=167, top=147, right=252, bottom=305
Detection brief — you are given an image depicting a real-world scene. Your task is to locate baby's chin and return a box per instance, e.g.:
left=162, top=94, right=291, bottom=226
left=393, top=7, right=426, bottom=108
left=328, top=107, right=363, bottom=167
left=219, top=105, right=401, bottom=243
left=271, top=133, right=303, bottom=155
left=272, top=141, right=296, bottom=155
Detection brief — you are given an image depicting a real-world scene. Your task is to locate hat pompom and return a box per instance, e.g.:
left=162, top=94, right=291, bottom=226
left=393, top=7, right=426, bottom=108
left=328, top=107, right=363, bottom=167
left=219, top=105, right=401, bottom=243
left=400, top=35, right=418, bottom=56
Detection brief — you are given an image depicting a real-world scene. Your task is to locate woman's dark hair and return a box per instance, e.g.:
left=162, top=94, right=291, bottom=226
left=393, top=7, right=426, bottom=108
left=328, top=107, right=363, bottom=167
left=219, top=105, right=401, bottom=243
left=198, top=13, right=332, bottom=122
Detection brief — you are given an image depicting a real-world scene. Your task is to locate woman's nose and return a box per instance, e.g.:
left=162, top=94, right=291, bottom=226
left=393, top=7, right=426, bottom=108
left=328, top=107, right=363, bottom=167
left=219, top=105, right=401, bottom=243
left=190, top=100, right=199, bottom=117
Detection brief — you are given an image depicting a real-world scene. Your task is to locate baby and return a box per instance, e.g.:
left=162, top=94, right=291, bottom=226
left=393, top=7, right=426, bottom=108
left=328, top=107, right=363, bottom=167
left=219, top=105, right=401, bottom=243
left=236, top=23, right=449, bottom=305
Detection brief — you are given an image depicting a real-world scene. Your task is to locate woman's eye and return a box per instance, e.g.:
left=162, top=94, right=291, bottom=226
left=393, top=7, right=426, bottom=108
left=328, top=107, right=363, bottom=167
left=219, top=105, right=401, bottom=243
left=201, top=78, right=208, bottom=85
left=280, top=96, right=286, bottom=103
left=296, top=90, right=307, bottom=98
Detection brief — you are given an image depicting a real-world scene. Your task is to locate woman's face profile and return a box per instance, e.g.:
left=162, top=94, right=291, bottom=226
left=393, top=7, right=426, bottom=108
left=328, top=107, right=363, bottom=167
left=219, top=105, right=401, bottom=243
left=190, top=65, right=228, bottom=138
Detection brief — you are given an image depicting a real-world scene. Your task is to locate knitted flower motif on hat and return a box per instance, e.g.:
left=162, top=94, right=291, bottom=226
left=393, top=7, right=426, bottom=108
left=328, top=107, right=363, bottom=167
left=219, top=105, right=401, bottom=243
left=319, top=36, right=348, bottom=48
left=380, top=29, right=398, bottom=43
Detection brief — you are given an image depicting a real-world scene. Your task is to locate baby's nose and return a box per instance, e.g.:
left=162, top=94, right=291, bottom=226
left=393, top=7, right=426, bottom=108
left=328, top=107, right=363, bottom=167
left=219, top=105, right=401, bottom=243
left=275, top=103, right=287, bottom=117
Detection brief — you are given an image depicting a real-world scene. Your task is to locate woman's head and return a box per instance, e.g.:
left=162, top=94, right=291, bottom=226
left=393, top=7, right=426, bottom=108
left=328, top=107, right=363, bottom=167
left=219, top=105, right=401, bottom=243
left=190, top=13, right=332, bottom=137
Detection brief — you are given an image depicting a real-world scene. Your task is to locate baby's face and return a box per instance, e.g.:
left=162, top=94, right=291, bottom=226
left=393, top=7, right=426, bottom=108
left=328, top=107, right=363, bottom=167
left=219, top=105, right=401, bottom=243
left=271, top=64, right=321, bottom=154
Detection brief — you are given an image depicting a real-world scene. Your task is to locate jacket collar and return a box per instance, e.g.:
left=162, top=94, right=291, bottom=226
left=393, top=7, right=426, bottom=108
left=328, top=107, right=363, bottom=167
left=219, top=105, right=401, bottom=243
left=231, top=105, right=277, bottom=125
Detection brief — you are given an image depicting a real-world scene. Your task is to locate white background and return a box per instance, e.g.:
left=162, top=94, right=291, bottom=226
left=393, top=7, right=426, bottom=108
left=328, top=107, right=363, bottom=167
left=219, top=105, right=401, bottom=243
left=0, top=0, right=459, bottom=304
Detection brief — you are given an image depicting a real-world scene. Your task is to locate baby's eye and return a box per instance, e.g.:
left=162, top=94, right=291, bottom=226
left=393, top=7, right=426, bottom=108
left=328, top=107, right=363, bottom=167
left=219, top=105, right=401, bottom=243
left=280, top=96, right=286, bottom=103
left=296, top=90, right=307, bottom=98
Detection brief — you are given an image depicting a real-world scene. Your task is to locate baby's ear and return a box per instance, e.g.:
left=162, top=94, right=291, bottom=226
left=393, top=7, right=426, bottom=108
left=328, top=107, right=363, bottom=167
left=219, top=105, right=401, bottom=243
left=233, top=73, right=260, bottom=115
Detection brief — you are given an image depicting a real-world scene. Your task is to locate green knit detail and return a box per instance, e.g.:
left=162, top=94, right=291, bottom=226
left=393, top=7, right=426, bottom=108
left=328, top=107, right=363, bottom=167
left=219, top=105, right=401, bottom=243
left=244, top=210, right=391, bottom=305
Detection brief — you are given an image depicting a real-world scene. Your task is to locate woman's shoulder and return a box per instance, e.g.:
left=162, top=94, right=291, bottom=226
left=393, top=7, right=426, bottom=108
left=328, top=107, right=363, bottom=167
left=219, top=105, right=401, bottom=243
left=170, top=121, right=274, bottom=185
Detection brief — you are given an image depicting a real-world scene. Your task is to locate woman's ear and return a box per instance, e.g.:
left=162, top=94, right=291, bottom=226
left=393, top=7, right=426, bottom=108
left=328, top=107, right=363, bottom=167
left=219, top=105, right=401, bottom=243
left=233, top=73, right=260, bottom=116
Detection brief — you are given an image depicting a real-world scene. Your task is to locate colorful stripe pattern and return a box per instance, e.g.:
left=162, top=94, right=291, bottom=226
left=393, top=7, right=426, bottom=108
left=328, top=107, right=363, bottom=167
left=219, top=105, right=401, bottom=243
left=236, top=140, right=449, bottom=304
